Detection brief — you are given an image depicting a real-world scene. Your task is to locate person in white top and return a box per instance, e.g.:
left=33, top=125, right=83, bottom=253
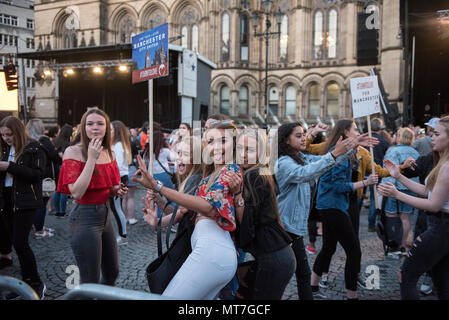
left=146, top=130, right=176, bottom=218
left=378, top=116, right=449, bottom=300
left=111, top=121, right=133, bottom=242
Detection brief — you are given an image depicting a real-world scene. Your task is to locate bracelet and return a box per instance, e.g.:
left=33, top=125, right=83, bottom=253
left=233, top=190, right=242, bottom=197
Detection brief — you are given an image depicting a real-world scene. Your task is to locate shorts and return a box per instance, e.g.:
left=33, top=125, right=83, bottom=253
left=384, top=190, right=415, bottom=214
left=127, top=165, right=138, bottom=187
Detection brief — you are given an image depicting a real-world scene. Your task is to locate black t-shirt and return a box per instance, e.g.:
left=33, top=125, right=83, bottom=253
left=365, top=132, right=390, bottom=166
left=236, top=169, right=292, bottom=257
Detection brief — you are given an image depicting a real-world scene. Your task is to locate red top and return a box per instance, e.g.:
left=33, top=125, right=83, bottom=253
left=57, top=159, right=120, bottom=205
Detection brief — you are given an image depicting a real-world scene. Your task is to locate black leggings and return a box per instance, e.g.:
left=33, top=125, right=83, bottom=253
left=0, top=187, right=41, bottom=283
left=313, top=209, right=361, bottom=291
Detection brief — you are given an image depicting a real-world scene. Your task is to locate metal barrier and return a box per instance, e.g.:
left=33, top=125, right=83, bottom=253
left=0, top=275, right=40, bottom=300
left=60, top=284, right=172, bottom=300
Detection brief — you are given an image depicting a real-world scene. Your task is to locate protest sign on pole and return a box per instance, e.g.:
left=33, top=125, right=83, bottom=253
left=350, top=75, right=381, bottom=209
left=132, top=23, right=169, bottom=175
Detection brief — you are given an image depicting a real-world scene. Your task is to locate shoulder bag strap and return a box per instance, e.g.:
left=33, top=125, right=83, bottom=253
left=165, top=205, right=179, bottom=250
left=157, top=215, right=163, bottom=257
left=156, top=158, right=173, bottom=177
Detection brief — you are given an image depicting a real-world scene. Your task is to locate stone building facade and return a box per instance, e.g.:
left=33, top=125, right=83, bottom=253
left=0, top=0, right=36, bottom=115
left=32, top=0, right=404, bottom=125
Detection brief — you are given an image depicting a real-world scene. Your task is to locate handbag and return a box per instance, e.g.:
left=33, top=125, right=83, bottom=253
left=42, top=161, right=56, bottom=197
left=145, top=208, right=193, bottom=294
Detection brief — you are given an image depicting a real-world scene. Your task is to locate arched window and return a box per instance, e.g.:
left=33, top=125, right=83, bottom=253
left=285, top=86, right=296, bottom=116
left=192, top=24, right=199, bottom=52
left=181, top=26, right=188, bottom=49
left=279, top=15, right=288, bottom=61
left=240, top=14, right=249, bottom=61
left=308, top=83, right=320, bottom=117
left=118, top=15, right=135, bottom=43
left=221, top=13, right=230, bottom=61
left=72, top=34, right=78, bottom=48
left=220, top=85, right=230, bottom=115
left=269, top=86, right=279, bottom=117
left=326, top=82, right=339, bottom=117
left=328, top=9, right=338, bottom=58
left=313, top=11, right=323, bottom=59
left=239, top=85, right=249, bottom=114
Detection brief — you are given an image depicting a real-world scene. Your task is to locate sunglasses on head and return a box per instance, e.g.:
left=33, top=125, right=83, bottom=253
left=209, top=120, right=234, bottom=126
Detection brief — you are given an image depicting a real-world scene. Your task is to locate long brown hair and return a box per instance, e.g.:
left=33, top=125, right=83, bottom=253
left=0, top=116, right=32, bottom=161
left=112, top=120, right=132, bottom=165
left=78, top=109, right=113, bottom=161
left=427, top=116, right=449, bottom=190
left=321, top=119, right=354, bottom=155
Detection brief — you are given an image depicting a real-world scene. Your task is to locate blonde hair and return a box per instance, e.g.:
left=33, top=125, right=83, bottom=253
left=112, top=120, right=132, bottom=165
left=177, top=136, right=203, bottom=193
left=397, top=127, right=414, bottom=146
left=426, top=116, right=449, bottom=190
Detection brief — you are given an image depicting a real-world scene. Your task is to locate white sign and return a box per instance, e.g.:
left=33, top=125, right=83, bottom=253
left=350, top=75, right=381, bottom=119
left=181, top=49, right=197, bottom=98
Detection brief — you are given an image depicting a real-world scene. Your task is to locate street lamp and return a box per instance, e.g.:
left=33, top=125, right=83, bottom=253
left=251, top=0, right=284, bottom=130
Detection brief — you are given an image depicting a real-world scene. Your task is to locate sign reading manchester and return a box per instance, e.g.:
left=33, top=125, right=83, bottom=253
left=132, top=23, right=169, bottom=83
left=350, top=75, right=381, bottom=118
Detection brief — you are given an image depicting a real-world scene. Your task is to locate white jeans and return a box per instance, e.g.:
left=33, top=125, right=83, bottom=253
left=163, top=218, right=237, bottom=299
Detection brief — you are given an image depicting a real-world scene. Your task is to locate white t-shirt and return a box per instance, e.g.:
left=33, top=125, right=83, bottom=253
left=5, top=146, right=14, bottom=187
left=113, top=142, right=129, bottom=177
left=150, top=148, right=174, bottom=175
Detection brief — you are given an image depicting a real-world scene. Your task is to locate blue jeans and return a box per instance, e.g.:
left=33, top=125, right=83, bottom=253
left=154, top=172, right=175, bottom=218
left=53, top=192, right=68, bottom=214
left=34, top=197, right=49, bottom=232
left=69, top=203, right=119, bottom=285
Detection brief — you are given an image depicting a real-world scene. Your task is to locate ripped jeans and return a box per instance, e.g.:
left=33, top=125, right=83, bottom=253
left=399, top=213, right=449, bottom=300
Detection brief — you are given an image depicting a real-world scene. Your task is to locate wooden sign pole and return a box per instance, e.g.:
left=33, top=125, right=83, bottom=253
left=366, top=114, right=379, bottom=209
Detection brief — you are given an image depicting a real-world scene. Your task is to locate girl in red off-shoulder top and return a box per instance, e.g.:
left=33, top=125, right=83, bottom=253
left=57, top=109, right=127, bottom=285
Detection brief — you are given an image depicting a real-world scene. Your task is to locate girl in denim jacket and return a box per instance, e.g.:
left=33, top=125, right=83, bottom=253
left=275, top=123, right=359, bottom=300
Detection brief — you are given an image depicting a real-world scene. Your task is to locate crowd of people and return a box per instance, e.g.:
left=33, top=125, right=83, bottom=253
left=0, top=108, right=448, bottom=301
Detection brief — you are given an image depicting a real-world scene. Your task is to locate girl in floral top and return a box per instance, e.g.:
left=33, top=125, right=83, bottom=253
left=57, top=109, right=127, bottom=285
left=134, top=122, right=241, bottom=299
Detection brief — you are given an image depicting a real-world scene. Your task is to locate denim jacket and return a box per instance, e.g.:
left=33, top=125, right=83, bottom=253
left=382, top=144, right=420, bottom=190
left=316, top=147, right=358, bottom=215
left=275, top=150, right=352, bottom=237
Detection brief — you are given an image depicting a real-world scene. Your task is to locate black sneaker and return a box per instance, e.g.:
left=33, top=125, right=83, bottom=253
left=55, top=212, right=66, bottom=218
left=357, top=275, right=368, bottom=289
left=0, top=257, right=12, bottom=269
left=319, top=274, right=329, bottom=289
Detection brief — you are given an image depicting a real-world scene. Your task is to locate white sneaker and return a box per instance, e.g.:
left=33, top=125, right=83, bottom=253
left=319, top=274, right=329, bottom=289
left=128, top=218, right=138, bottom=225
left=117, top=237, right=128, bottom=246
left=420, top=283, right=432, bottom=295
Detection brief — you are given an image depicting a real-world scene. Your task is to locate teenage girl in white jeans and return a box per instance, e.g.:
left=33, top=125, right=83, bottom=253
left=134, top=122, right=241, bottom=299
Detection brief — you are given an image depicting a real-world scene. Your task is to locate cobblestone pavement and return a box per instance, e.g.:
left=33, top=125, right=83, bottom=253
left=0, top=187, right=437, bottom=300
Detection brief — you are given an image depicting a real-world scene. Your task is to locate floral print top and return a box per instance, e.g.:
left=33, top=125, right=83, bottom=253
left=196, top=164, right=242, bottom=232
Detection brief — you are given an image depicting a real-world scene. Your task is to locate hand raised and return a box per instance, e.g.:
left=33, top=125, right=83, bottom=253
left=88, top=138, right=103, bottom=161
left=384, top=159, right=400, bottom=179
left=356, top=133, right=379, bottom=148
left=377, top=182, right=399, bottom=199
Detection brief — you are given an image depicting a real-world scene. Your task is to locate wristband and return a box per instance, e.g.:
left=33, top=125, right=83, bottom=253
left=233, top=190, right=242, bottom=197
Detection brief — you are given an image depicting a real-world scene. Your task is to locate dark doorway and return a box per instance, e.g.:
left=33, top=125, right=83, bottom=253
left=408, top=0, right=449, bottom=124
left=58, top=51, right=180, bottom=129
